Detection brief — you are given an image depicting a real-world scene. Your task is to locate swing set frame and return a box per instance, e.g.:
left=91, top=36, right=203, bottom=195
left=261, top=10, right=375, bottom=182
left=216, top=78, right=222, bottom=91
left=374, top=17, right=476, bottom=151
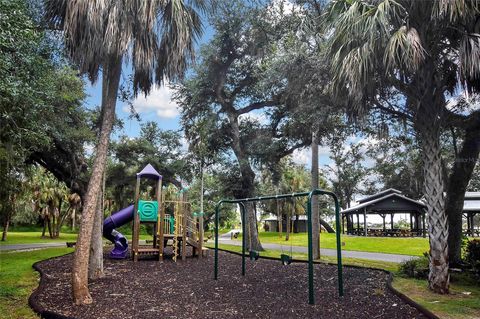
left=214, top=189, right=344, bottom=305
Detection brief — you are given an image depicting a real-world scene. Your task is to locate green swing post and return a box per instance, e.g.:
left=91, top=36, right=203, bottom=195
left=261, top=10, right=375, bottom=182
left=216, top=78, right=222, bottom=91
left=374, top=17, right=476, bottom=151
left=240, top=202, right=246, bottom=276
left=307, top=192, right=314, bottom=305
left=214, top=190, right=343, bottom=304
left=333, top=193, right=344, bottom=297
left=214, top=202, right=220, bottom=280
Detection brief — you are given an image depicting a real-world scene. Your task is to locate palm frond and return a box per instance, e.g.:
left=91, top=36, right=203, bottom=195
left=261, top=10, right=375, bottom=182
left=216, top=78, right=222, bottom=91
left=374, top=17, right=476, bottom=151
left=45, top=0, right=206, bottom=91
left=459, top=32, right=480, bottom=80
left=384, top=26, right=425, bottom=74
left=153, top=0, right=203, bottom=89
left=433, top=0, right=480, bottom=22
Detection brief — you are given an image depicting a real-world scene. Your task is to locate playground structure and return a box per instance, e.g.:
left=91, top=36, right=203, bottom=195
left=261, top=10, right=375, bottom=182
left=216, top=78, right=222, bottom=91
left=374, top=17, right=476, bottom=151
left=103, top=164, right=204, bottom=261
left=214, top=189, right=344, bottom=305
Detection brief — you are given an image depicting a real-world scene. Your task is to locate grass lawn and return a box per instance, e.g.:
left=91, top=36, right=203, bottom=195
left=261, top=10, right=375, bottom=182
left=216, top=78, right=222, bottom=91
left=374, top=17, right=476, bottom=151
left=208, top=243, right=480, bottom=319
left=206, top=243, right=399, bottom=271
left=237, top=231, right=429, bottom=256
left=0, top=232, right=78, bottom=245
left=393, top=274, right=480, bottom=319
left=0, top=247, right=74, bottom=319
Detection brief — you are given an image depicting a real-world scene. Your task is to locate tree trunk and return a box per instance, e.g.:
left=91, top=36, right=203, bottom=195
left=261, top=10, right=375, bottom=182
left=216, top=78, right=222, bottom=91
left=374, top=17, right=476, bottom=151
left=72, top=56, right=122, bottom=305
left=47, top=212, right=53, bottom=239
left=55, top=199, right=63, bottom=238
left=2, top=217, right=10, bottom=241
left=228, top=113, right=263, bottom=251
left=320, top=218, right=335, bottom=233
left=415, top=101, right=449, bottom=294
left=286, top=205, right=290, bottom=241
left=42, top=214, right=47, bottom=237
left=72, top=207, right=76, bottom=230
left=311, top=130, right=320, bottom=259
left=446, top=125, right=480, bottom=265
left=199, top=163, right=204, bottom=244
left=277, top=196, right=282, bottom=237
left=89, top=190, right=104, bottom=280
left=52, top=208, right=57, bottom=238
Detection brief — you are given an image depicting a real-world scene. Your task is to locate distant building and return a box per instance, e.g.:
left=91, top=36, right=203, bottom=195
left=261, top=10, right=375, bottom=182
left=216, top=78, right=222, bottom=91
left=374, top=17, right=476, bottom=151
left=464, top=192, right=480, bottom=237
left=341, top=188, right=427, bottom=237
left=263, top=215, right=308, bottom=233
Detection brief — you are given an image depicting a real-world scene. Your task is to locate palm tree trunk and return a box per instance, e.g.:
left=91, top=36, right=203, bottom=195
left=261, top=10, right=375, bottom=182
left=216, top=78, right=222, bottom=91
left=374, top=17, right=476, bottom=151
left=89, top=190, right=104, bottom=279
left=41, top=213, right=47, bottom=237
left=311, top=130, right=320, bottom=259
left=71, top=207, right=76, bottom=230
left=72, top=55, right=122, bottom=305
left=446, top=125, right=480, bottom=265
left=415, top=102, right=449, bottom=294
left=47, top=212, right=53, bottom=239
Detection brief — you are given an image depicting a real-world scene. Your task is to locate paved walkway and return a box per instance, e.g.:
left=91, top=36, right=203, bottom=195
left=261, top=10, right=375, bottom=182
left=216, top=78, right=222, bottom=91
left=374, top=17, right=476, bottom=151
left=2, top=233, right=417, bottom=263
left=217, top=230, right=416, bottom=263
left=0, top=242, right=67, bottom=251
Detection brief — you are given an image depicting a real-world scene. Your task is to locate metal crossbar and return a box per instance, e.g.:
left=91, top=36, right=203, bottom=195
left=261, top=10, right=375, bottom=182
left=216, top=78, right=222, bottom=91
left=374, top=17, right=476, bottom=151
left=213, top=189, right=344, bottom=305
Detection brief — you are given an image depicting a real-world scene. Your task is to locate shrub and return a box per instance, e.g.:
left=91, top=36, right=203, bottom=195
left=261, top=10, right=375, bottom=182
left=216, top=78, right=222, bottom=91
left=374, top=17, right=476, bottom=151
left=465, top=239, right=480, bottom=279
left=399, top=253, right=429, bottom=279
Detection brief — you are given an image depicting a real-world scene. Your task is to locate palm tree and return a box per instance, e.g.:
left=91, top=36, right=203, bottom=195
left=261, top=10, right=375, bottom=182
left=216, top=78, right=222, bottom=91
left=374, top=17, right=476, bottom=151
left=325, top=0, right=480, bottom=293
left=68, top=193, right=81, bottom=230
left=44, top=0, right=206, bottom=305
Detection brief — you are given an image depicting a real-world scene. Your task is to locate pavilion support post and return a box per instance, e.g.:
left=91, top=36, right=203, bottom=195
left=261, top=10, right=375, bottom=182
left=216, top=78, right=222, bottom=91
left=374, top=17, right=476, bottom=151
left=466, top=214, right=470, bottom=236
left=341, top=214, right=345, bottom=234
left=381, top=214, right=386, bottom=231
left=463, top=213, right=467, bottom=236
left=422, top=212, right=426, bottom=238
left=363, top=208, right=367, bottom=237
left=346, top=214, right=352, bottom=234
left=409, top=214, right=413, bottom=231
left=473, top=213, right=476, bottom=237
left=475, top=213, right=478, bottom=237
left=356, top=214, right=359, bottom=234
left=390, top=213, right=394, bottom=230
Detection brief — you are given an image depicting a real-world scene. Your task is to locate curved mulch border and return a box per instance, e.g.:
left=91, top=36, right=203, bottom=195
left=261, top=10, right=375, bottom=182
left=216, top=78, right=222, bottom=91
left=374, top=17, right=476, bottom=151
left=214, top=248, right=440, bottom=319
left=28, top=253, right=76, bottom=319
left=28, top=249, right=439, bottom=319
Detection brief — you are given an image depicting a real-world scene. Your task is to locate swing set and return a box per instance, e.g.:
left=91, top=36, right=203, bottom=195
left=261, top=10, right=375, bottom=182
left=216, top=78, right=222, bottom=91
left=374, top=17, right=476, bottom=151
left=214, top=189, right=344, bottom=305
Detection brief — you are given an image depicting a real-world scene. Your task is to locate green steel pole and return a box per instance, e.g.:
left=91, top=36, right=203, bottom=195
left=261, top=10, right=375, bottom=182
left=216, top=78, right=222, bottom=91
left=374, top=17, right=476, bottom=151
left=214, top=203, right=219, bottom=280
left=307, top=191, right=315, bottom=305
left=240, top=202, right=246, bottom=276
left=332, top=193, right=344, bottom=297
left=213, top=190, right=343, bottom=302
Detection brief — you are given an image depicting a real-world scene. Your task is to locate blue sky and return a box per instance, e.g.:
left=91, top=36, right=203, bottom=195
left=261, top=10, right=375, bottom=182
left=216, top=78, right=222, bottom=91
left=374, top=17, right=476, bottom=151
left=84, top=22, right=215, bottom=138
left=82, top=8, right=366, bottom=173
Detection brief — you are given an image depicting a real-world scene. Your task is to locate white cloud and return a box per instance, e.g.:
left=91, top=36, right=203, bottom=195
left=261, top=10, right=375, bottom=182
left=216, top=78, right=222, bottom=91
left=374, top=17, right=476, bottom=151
left=292, top=148, right=310, bottom=166
left=125, top=85, right=179, bottom=119
left=84, top=142, right=95, bottom=157
left=292, top=145, right=331, bottom=167
left=180, top=136, right=189, bottom=152
left=238, top=112, right=268, bottom=124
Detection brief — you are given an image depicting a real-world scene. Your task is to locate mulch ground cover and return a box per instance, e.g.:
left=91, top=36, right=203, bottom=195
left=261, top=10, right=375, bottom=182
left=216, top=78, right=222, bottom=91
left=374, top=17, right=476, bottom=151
left=31, top=249, right=426, bottom=318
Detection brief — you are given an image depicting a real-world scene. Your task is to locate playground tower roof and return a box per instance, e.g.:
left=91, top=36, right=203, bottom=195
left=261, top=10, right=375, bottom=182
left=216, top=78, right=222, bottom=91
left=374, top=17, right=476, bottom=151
left=137, top=164, right=162, bottom=180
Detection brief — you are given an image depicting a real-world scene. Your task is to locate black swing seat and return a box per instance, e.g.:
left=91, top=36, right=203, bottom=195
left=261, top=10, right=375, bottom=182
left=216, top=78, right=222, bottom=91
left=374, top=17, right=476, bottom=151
left=249, top=250, right=260, bottom=261
left=280, top=254, right=292, bottom=265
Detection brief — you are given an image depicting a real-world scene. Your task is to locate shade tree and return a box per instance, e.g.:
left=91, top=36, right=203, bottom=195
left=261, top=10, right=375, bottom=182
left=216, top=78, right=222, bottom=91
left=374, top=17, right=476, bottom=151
left=323, top=0, right=480, bottom=292
left=176, top=1, right=318, bottom=251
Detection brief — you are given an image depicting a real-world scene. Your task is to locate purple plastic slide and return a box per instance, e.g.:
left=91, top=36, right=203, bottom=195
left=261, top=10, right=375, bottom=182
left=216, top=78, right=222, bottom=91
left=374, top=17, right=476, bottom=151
left=103, top=205, right=134, bottom=259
